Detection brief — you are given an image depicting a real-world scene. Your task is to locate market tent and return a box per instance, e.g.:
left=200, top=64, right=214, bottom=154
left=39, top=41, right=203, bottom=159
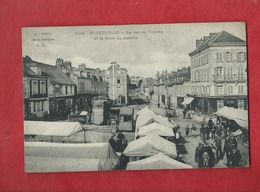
left=24, top=121, right=82, bottom=136
left=123, top=133, right=177, bottom=157
left=181, top=97, right=194, bottom=105
left=25, top=156, right=100, bottom=172
left=126, top=153, right=192, bottom=170
left=25, top=142, right=120, bottom=172
left=215, top=106, right=248, bottom=129
left=137, top=122, right=174, bottom=137
left=135, top=106, right=177, bottom=137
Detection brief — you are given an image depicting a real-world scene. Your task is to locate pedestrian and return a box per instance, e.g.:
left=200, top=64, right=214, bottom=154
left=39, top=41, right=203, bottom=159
left=183, top=108, right=187, bottom=119
left=204, top=142, right=215, bottom=167
left=185, top=125, right=190, bottom=137
left=195, top=142, right=204, bottom=168
left=200, top=124, right=206, bottom=141
left=157, top=102, right=160, bottom=108
left=191, top=124, right=197, bottom=138
left=211, top=125, right=216, bottom=139
left=229, top=148, right=242, bottom=167
left=214, top=135, right=223, bottom=160
left=205, top=125, right=210, bottom=140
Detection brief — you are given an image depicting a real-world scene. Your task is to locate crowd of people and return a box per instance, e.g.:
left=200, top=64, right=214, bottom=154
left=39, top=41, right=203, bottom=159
left=193, top=117, right=242, bottom=168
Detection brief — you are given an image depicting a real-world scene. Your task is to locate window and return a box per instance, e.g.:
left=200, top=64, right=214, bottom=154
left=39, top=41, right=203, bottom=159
left=217, top=100, right=224, bottom=110
left=32, top=81, right=38, bottom=94
left=237, top=52, right=244, bottom=62
left=40, top=81, right=46, bottom=94
left=23, top=79, right=28, bottom=97
left=117, top=78, right=121, bottom=84
left=237, top=100, right=244, bottom=110
left=238, top=85, right=244, bottom=94
left=238, top=66, right=244, bottom=80
left=226, top=52, right=233, bottom=62
left=217, top=67, right=223, bottom=80
left=217, top=85, right=223, bottom=95
left=216, top=52, right=223, bottom=62
left=227, top=86, right=233, bottom=94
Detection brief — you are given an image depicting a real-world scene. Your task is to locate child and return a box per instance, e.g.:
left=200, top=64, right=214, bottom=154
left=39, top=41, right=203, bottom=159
left=202, top=151, right=210, bottom=168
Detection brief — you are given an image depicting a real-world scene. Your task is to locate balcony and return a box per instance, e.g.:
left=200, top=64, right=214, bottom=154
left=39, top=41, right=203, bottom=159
left=213, top=75, right=247, bottom=83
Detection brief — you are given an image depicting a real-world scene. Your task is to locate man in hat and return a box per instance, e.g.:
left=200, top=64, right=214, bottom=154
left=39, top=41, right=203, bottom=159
left=195, top=142, right=204, bottom=168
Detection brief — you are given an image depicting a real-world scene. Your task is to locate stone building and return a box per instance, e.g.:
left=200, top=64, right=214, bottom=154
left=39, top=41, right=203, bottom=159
left=104, top=61, right=129, bottom=104
left=189, top=31, right=248, bottom=113
left=23, top=56, right=76, bottom=119
left=55, top=59, right=108, bottom=112
left=23, top=57, right=49, bottom=119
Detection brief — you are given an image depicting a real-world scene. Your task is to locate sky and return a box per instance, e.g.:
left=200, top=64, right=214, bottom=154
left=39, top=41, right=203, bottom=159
left=22, top=22, right=246, bottom=78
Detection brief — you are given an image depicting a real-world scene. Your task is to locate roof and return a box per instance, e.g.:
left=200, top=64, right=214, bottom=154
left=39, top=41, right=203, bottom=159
left=25, top=142, right=119, bottom=172
left=189, top=31, right=246, bottom=56
left=23, top=62, right=48, bottom=79
left=23, top=57, right=76, bottom=85
left=137, top=122, right=175, bottom=137
left=123, top=133, right=177, bottom=157
left=126, top=153, right=192, bottom=170
left=24, top=121, right=82, bottom=137
left=135, top=106, right=177, bottom=136
left=215, top=106, right=248, bottom=129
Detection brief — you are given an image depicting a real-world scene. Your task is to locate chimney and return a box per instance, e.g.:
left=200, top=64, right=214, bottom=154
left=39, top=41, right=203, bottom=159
left=56, top=58, right=64, bottom=67
left=78, top=63, right=86, bottom=71
left=24, top=55, right=32, bottom=63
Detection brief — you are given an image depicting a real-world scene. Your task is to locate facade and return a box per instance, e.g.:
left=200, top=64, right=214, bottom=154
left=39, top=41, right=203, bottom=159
left=55, top=59, right=108, bottom=112
left=153, top=67, right=191, bottom=108
left=104, top=61, right=129, bottom=104
left=23, top=56, right=76, bottom=119
left=130, top=76, right=142, bottom=88
left=23, top=58, right=49, bottom=119
left=189, top=31, right=248, bottom=113
left=140, top=77, right=155, bottom=97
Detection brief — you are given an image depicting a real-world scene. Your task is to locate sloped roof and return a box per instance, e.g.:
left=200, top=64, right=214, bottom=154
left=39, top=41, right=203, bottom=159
left=25, top=142, right=120, bottom=172
left=137, top=122, right=174, bottom=137
left=24, top=121, right=82, bottom=137
left=23, top=61, right=48, bottom=79
left=189, top=31, right=246, bottom=56
left=23, top=57, right=75, bottom=85
left=215, top=106, right=248, bottom=129
left=126, top=153, right=192, bottom=170
left=123, top=133, right=177, bottom=157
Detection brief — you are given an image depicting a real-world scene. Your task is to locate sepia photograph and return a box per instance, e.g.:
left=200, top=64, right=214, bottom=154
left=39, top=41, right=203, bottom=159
left=22, top=22, right=249, bottom=172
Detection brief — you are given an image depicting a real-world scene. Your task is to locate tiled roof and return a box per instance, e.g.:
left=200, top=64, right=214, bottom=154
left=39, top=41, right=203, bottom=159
left=189, top=31, right=246, bottom=56
left=23, top=62, right=48, bottom=79
left=23, top=57, right=76, bottom=85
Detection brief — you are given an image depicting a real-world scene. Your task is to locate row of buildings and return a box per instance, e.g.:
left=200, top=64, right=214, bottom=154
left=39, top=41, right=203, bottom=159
left=152, top=31, right=248, bottom=113
left=23, top=56, right=129, bottom=119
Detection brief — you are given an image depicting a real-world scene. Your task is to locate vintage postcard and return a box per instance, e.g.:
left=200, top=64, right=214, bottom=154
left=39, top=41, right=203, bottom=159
left=22, top=22, right=249, bottom=172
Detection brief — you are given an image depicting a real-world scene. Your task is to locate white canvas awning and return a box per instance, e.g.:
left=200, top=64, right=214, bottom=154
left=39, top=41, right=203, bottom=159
left=126, top=153, right=192, bottom=170
left=24, top=121, right=82, bottom=137
left=215, top=106, right=248, bottom=129
left=135, top=106, right=177, bottom=138
left=181, top=97, right=194, bottom=105
left=137, top=122, right=174, bottom=137
left=25, top=142, right=119, bottom=172
left=123, top=133, right=177, bottom=157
